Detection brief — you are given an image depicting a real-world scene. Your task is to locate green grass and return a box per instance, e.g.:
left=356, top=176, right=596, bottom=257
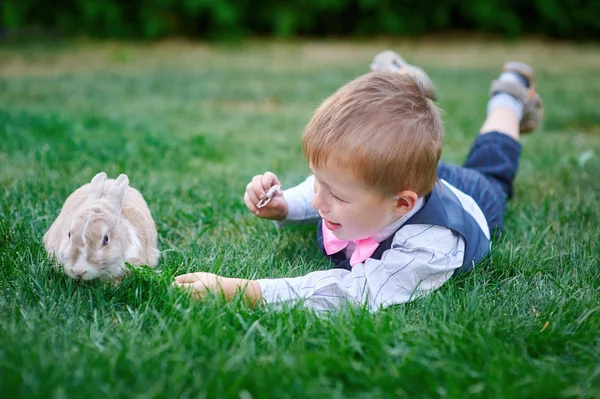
left=1, top=39, right=599, bottom=398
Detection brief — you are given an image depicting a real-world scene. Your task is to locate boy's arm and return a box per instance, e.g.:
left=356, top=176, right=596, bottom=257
left=275, top=174, right=319, bottom=226
left=175, top=225, right=465, bottom=311
left=173, top=226, right=466, bottom=311
left=176, top=175, right=320, bottom=301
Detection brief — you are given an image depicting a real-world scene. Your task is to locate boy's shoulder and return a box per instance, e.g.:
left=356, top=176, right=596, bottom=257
left=391, top=222, right=457, bottom=251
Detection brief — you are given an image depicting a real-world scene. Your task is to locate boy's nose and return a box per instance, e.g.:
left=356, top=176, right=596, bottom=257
left=312, top=189, right=329, bottom=213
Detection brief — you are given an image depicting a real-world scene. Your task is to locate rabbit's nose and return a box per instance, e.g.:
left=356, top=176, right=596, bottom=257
left=73, top=268, right=87, bottom=277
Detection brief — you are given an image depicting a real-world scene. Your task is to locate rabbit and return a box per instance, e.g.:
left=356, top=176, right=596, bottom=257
left=43, top=172, right=160, bottom=281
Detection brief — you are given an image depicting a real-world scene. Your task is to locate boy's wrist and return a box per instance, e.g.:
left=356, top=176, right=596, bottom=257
left=245, top=280, right=263, bottom=304
left=220, top=277, right=263, bottom=305
left=274, top=201, right=288, bottom=221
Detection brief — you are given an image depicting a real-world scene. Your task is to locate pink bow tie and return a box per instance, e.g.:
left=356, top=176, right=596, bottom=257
left=321, top=222, right=380, bottom=266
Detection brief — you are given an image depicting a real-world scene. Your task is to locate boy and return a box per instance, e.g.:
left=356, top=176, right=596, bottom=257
left=174, top=51, right=543, bottom=312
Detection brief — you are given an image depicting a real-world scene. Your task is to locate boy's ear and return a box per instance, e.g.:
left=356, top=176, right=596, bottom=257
left=392, top=190, right=419, bottom=216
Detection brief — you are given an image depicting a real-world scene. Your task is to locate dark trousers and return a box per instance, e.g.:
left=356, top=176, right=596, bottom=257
left=437, top=131, right=522, bottom=237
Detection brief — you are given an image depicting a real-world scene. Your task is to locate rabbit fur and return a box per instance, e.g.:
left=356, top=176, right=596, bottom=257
left=43, top=172, right=159, bottom=281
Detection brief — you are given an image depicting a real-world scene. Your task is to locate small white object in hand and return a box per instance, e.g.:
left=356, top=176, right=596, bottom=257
left=257, top=185, right=282, bottom=209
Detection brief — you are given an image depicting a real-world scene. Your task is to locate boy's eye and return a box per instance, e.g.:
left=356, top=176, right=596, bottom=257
left=329, top=191, right=345, bottom=203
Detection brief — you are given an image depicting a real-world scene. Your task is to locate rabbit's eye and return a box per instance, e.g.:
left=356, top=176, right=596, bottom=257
left=103, top=235, right=109, bottom=246
left=68, top=231, right=71, bottom=238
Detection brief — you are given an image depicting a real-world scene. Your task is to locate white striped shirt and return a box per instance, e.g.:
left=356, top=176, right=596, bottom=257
left=258, top=175, right=489, bottom=312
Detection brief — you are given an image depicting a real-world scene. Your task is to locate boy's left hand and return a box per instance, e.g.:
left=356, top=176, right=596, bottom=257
left=173, top=272, right=262, bottom=304
left=174, top=272, right=222, bottom=298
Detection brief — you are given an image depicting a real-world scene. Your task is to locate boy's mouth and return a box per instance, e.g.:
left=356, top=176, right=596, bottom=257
left=323, top=218, right=342, bottom=231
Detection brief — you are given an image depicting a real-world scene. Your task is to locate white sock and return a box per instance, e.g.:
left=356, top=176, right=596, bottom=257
left=487, top=93, right=523, bottom=121
left=487, top=71, right=527, bottom=120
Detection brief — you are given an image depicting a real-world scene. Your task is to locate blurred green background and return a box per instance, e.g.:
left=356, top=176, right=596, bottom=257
left=2, top=0, right=600, bottom=40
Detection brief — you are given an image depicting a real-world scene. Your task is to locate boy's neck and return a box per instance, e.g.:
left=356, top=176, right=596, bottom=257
left=370, top=196, right=425, bottom=243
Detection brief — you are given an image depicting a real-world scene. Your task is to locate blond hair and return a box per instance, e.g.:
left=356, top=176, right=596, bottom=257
left=302, top=72, right=443, bottom=197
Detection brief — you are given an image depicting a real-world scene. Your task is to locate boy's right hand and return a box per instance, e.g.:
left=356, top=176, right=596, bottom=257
left=244, top=172, right=288, bottom=221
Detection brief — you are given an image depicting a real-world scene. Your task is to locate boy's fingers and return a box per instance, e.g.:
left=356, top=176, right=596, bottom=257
left=262, top=172, right=280, bottom=190
left=173, top=282, right=191, bottom=289
left=174, top=272, right=203, bottom=284
left=175, top=282, right=207, bottom=299
left=244, top=191, right=260, bottom=214
left=174, top=274, right=190, bottom=284
left=177, top=282, right=199, bottom=289
left=245, top=183, right=260, bottom=206
left=251, top=175, right=266, bottom=198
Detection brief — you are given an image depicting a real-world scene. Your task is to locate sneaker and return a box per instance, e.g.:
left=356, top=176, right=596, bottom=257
left=490, top=61, right=544, bottom=133
left=370, top=50, right=438, bottom=101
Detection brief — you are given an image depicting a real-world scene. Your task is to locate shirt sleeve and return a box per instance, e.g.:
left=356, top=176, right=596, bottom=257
left=257, top=224, right=466, bottom=312
left=273, top=174, right=319, bottom=227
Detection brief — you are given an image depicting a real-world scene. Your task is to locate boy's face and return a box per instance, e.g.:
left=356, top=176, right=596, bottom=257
left=311, top=164, right=407, bottom=241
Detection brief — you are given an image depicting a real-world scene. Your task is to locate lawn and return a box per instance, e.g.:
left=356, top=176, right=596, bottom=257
left=1, top=38, right=599, bottom=398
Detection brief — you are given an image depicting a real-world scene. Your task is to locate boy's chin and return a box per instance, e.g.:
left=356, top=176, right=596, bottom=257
left=334, top=230, right=369, bottom=242
left=330, top=229, right=348, bottom=240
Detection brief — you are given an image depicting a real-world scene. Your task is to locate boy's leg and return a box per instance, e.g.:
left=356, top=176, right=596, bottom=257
left=438, top=62, right=544, bottom=236
left=479, top=107, right=520, bottom=141
left=461, top=62, right=543, bottom=197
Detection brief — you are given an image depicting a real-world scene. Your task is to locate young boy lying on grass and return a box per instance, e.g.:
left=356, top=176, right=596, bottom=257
left=174, top=51, right=543, bottom=312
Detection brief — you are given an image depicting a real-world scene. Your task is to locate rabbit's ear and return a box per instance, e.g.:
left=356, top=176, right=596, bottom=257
left=90, top=172, right=107, bottom=200
left=106, top=174, right=129, bottom=209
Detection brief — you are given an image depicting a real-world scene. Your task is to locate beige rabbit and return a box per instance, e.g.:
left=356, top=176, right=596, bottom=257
left=43, top=172, right=159, bottom=281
